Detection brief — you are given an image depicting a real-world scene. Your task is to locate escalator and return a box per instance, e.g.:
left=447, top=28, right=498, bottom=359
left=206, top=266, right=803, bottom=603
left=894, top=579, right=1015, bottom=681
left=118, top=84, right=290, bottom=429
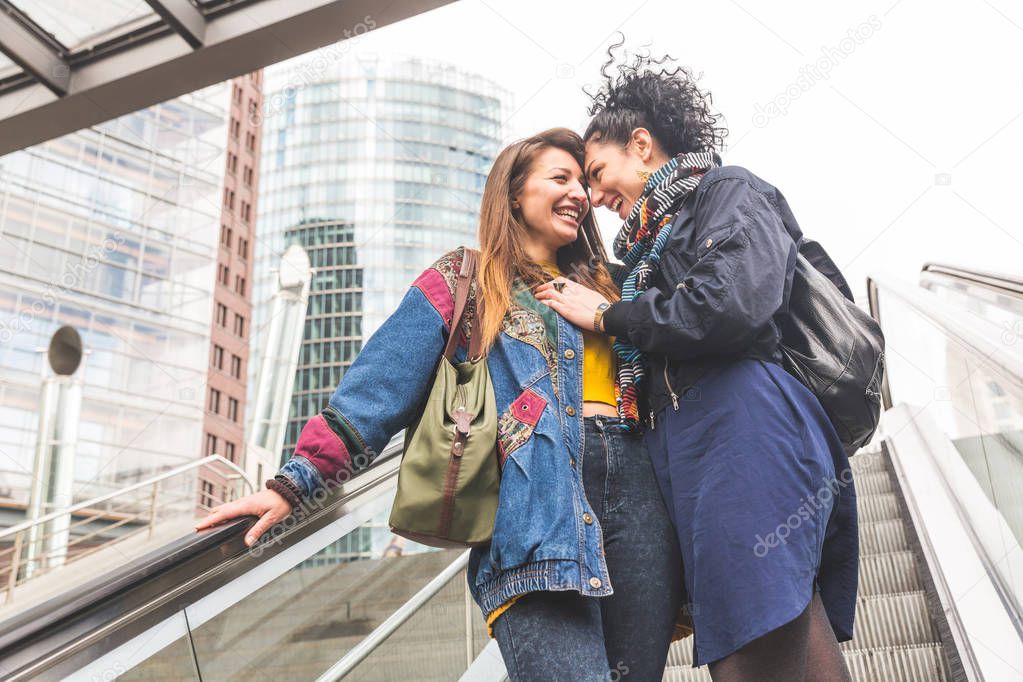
left=2, top=263, right=1023, bottom=681
left=0, top=448, right=488, bottom=681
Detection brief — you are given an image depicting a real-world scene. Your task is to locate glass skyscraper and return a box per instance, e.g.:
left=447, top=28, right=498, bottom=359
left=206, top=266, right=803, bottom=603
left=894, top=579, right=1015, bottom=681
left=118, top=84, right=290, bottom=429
left=253, top=56, right=510, bottom=462
left=0, top=87, right=228, bottom=504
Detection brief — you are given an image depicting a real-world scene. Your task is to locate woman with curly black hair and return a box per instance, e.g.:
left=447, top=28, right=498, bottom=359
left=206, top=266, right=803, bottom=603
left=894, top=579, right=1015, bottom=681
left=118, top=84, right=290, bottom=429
left=535, top=50, right=857, bottom=680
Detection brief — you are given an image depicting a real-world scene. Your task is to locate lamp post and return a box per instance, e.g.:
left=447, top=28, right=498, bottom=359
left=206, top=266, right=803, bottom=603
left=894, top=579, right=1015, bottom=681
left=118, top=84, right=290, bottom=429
left=24, top=325, right=85, bottom=578
left=249, top=245, right=313, bottom=465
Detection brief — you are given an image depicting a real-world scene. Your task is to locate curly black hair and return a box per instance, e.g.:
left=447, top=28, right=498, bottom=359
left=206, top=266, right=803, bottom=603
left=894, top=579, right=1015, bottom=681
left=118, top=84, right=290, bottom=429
left=584, top=38, right=728, bottom=156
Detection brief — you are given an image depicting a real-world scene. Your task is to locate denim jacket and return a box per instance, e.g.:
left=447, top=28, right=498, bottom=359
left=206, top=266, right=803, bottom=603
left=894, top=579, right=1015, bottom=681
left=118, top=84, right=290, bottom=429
left=277, top=247, right=612, bottom=619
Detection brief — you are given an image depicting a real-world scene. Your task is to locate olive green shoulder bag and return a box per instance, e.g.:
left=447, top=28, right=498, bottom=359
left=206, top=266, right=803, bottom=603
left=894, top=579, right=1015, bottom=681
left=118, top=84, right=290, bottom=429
left=388, top=248, right=500, bottom=548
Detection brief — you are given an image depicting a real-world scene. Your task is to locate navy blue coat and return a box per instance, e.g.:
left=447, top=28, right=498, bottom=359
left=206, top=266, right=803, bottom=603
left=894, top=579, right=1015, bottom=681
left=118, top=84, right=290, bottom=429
left=603, top=166, right=806, bottom=422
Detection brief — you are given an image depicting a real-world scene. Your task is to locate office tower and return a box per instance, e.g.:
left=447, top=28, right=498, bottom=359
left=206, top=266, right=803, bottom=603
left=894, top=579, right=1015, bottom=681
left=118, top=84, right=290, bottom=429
left=253, top=56, right=510, bottom=463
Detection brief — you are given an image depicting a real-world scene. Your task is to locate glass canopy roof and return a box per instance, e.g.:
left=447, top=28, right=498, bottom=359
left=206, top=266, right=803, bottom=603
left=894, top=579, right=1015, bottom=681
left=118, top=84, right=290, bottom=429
left=12, top=0, right=159, bottom=51
left=0, top=0, right=262, bottom=90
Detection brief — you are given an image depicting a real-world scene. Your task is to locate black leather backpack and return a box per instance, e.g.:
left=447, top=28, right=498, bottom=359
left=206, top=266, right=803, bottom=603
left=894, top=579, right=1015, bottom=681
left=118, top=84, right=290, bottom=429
left=777, top=239, right=885, bottom=451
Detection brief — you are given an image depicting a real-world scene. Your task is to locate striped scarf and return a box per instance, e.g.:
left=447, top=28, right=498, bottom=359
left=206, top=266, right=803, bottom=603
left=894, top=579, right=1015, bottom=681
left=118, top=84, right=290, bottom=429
left=612, top=151, right=721, bottom=429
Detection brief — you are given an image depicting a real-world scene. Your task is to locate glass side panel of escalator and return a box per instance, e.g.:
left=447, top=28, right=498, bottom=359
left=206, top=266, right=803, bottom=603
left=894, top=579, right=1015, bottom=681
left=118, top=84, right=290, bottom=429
left=341, top=562, right=490, bottom=682
left=876, top=283, right=1023, bottom=618
left=117, top=495, right=459, bottom=680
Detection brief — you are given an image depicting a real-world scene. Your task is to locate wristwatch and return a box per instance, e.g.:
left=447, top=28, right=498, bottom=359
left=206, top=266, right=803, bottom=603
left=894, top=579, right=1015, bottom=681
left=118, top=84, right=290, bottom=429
left=593, top=302, right=610, bottom=333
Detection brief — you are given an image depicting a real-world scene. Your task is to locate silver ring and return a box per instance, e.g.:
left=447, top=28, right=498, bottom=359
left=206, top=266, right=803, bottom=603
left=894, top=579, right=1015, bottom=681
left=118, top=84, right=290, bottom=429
left=553, top=281, right=566, bottom=293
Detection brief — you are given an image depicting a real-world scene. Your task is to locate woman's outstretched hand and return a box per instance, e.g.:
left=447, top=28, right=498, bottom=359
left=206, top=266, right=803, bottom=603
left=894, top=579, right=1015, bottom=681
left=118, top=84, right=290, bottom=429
left=194, top=489, right=293, bottom=546
left=534, top=278, right=610, bottom=333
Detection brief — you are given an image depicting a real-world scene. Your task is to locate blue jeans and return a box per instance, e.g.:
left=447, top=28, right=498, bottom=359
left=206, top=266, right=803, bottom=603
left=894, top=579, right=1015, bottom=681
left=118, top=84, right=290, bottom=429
left=491, top=415, right=683, bottom=681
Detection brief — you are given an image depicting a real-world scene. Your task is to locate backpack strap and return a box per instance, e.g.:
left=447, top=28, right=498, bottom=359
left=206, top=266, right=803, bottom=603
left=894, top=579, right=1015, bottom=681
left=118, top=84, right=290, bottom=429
left=442, top=248, right=482, bottom=361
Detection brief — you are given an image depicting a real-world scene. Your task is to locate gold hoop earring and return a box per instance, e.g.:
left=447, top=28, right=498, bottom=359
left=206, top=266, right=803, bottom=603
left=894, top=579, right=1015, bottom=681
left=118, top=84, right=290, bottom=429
left=636, top=169, right=651, bottom=183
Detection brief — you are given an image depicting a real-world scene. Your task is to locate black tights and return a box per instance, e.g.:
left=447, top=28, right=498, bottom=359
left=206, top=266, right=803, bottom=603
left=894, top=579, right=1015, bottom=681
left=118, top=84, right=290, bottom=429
left=708, top=593, right=851, bottom=682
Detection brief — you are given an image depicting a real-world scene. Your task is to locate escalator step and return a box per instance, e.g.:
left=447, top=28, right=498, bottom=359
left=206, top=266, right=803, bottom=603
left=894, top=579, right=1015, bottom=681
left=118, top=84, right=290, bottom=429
left=663, top=665, right=711, bottom=681
left=667, top=592, right=938, bottom=668
left=859, top=519, right=910, bottom=555
left=841, top=592, right=939, bottom=650
left=853, top=471, right=896, bottom=496
left=857, top=493, right=901, bottom=523
left=858, top=551, right=923, bottom=595
left=844, top=644, right=949, bottom=681
left=666, top=636, right=695, bottom=668
left=663, top=644, right=948, bottom=681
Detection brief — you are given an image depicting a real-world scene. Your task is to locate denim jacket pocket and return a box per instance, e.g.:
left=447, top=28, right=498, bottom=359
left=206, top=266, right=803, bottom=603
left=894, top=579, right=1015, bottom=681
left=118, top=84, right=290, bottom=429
left=497, top=388, right=548, bottom=469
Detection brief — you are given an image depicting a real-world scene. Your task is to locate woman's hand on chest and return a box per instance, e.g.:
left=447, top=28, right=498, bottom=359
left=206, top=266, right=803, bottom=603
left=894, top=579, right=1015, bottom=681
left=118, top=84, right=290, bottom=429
left=533, top=278, right=611, bottom=333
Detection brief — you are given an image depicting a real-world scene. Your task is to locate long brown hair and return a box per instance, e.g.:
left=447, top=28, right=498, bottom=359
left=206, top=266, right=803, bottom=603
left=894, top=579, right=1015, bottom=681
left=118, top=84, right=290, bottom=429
left=478, top=127, right=619, bottom=351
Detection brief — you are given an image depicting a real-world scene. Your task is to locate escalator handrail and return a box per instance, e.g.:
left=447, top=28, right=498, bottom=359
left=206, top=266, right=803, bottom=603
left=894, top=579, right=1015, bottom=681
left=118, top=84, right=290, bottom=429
left=867, top=271, right=1023, bottom=384
left=921, top=263, right=1023, bottom=296
left=315, top=550, right=471, bottom=681
left=867, top=272, right=1023, bottom=409
left=0, top=441, right=405, bottom=677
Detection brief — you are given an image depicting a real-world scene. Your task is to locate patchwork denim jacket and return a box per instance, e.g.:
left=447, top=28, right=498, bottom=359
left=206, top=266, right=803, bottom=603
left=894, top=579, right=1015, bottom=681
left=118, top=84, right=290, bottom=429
left=277, top=247, right=612, bottom=619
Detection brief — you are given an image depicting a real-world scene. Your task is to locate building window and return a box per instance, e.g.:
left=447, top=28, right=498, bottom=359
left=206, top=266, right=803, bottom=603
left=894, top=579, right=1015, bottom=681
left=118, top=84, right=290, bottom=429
left=227, top=397, right=239, bottom=422
left=230, top=354, right=241, bottom=379
left=235, top=274, right=246, bottom=296
left=243, top=165, right=253, bottom=186
left=230, top=117, right=240, bottom=139
left=212, top=344, right=224, bottom=370
left=201, top=480, right=215, bottom=508
left=220, top=224, right=232, bottom=247
left=218, top=263, right=230, bottom=286
left=224, top=188, right=235, bottom=209
left=216, top=303, right=228, bottom=327
left=238, top=238, right=248, bottom=260
left=225, top=441, right=236, bottom=462
left=208, top=387, right=221, bottom=414
left=205, top=433, right=217, bottom=456
left=234, top=313, right=245, bottom=337
left=240, top=200, right=251, bottom=223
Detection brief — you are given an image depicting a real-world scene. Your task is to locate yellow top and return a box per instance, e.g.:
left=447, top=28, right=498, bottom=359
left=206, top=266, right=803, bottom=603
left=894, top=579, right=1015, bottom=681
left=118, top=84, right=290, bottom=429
left=541, top=263, right=618, bottom=408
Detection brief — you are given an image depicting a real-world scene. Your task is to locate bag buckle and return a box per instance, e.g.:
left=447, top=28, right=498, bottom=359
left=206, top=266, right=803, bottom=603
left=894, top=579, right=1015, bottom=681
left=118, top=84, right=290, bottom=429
left=453, top=406, right=472, bottom=438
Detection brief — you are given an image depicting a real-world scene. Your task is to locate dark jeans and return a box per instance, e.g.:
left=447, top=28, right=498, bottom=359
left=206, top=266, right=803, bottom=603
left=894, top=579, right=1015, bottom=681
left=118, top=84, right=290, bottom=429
left=492, top=415, right=683, bottom=681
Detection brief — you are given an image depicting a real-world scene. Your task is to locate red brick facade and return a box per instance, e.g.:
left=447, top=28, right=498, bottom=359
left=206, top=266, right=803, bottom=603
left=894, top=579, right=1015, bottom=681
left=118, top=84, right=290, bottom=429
left=203, top=71, right=263, bottom=475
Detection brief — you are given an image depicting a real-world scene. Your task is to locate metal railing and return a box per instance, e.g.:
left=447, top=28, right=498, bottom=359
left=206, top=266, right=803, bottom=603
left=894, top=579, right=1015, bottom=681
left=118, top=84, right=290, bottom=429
left=316, top=550, right=473, bottom=681
left=921, top=263, right=1023, bottom=296
left=0, top=454, right=253, bottom=604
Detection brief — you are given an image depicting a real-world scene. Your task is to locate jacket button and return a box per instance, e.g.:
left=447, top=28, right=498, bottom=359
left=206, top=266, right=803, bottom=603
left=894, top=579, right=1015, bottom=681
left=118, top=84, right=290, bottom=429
left=569, top=457, right=576, bottom=468
left=589, top=577, right=602, bottom=589
left=565, top=406, right=576, bottom=417
left=564, top=349, right=575, bottom=360
left=583, top=513, right=593, bottom=525
left=705, top=238, right=713, bottom=248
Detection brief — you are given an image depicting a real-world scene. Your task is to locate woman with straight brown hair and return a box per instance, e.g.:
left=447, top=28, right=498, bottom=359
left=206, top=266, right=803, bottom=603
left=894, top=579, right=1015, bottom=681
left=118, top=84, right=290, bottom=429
left=197, top=128, right=685, bottom=680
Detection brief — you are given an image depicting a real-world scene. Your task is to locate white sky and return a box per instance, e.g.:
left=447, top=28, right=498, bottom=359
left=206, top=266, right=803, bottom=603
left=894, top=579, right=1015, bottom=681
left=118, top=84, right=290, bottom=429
left=325, top=0, right=1023, bottom=297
